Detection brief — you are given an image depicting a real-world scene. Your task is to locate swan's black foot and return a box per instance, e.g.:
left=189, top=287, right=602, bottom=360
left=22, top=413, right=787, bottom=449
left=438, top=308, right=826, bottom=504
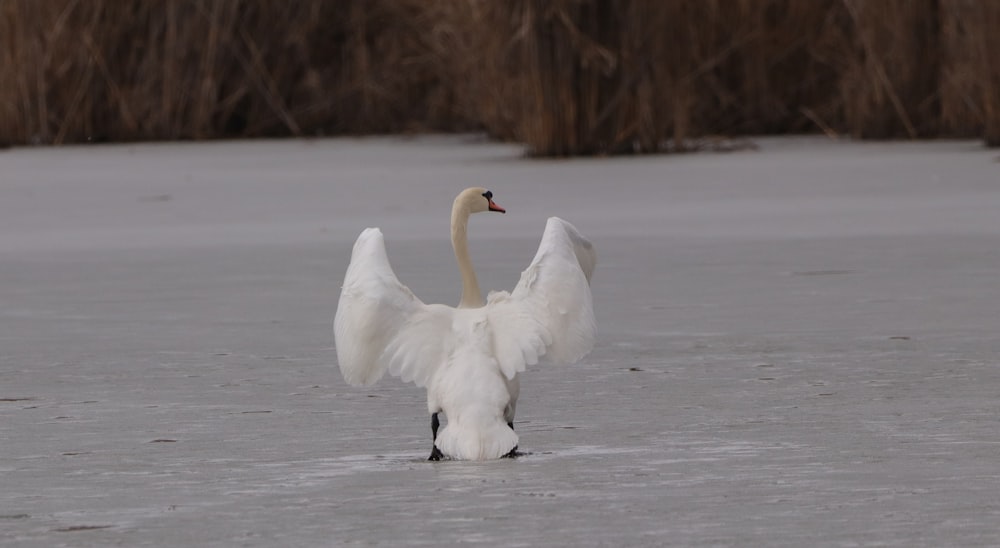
left=502, top=421, right=519, bottom=458
left=428, top=412, right=443, bottom=460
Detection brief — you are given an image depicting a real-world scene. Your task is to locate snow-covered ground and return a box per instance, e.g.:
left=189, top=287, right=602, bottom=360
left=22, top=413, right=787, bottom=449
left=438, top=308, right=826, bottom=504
left=2, top=136, right=999, bottom=546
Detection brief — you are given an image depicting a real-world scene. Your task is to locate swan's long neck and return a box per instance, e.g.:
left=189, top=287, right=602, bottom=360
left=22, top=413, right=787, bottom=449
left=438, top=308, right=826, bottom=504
left=451, top=202, right=483, bottom=308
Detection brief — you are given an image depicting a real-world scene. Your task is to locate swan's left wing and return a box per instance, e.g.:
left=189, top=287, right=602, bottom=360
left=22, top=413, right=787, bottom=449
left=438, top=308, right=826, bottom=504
left=487, top=217, right=597, bottom=379
left=334, top=228, right=450, bottom=388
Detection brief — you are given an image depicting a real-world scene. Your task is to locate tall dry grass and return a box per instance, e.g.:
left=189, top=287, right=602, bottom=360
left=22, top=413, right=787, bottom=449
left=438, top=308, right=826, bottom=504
left=939, top=0, right=1000, bottom=146
left=1, top=0, right=998, bottom=153
left=472, top=0, right=852, bottom=154
left=480, top=0, right=999, bottom=154
left=0, top=0, right=471, bottom=146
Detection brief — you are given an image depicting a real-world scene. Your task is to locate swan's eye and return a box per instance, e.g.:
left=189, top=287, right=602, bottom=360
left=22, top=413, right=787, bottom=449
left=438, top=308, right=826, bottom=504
left=482, top=190, right=493, bottom=200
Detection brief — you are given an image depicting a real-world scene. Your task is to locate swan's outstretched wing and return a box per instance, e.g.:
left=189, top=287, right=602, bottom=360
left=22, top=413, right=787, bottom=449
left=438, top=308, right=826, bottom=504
left=334, top=228, right=450, bottom=387
left=487, top=217, right=597, bottom=379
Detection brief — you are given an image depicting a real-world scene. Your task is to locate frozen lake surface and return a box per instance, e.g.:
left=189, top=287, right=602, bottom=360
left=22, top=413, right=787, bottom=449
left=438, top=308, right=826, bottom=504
left=2, top=136, right=999, bottom=546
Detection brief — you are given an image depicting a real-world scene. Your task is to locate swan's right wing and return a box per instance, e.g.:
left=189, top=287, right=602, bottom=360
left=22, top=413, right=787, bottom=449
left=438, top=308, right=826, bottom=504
left=334, top=228, right=450, bottom=388
left=487, top=217, right=596, bottom=380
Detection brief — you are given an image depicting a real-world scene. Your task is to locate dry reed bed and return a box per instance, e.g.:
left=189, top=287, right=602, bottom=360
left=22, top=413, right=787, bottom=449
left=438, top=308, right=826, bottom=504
left=1, top=0, right=997, bottom=154
left=0, top=0, right=470, bottom=145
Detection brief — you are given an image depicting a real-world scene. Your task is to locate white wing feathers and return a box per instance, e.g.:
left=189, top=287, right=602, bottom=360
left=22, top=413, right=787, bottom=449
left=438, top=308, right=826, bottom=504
left=334, top=228, right=448, bottom=387
left=557, top=217, right=597, bottom=284
left=334, top=217, right=596, bottom=389
left=487, top=217, right=597, bottom=379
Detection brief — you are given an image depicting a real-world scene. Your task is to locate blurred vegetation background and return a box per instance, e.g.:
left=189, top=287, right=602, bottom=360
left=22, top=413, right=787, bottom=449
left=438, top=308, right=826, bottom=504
left=1, top=0, right=998, bottom=155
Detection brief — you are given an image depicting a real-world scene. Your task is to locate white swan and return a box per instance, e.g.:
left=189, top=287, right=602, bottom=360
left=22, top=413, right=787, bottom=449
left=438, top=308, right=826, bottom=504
left=334, top=187, right=596, bottom=460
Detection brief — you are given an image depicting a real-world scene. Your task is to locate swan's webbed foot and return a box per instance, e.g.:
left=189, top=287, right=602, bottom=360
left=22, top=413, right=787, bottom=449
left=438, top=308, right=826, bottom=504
left=428, top=412, right=443, bottom=461
left=501, top=421, right=519, bottom=457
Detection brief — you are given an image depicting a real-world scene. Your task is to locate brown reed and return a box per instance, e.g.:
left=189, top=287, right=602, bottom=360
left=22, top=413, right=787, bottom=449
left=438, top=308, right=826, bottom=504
left=0, top=0, right=472, bottom=146
left=1, top=0, right=998, bottom=153
left=939, top=0, right=1000, bottom=146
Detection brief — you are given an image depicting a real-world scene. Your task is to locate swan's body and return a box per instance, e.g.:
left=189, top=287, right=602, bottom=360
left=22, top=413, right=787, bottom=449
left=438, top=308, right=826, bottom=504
left=334, top=188, right=596, bottom=460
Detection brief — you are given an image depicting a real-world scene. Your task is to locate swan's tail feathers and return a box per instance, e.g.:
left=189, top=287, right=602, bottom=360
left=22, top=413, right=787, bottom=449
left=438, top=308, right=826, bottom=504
left=435, top=420, right=519, bottom=461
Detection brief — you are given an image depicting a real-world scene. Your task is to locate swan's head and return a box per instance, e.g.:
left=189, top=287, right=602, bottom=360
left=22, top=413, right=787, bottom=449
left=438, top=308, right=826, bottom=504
left=456, top=187, right=506, bottom=215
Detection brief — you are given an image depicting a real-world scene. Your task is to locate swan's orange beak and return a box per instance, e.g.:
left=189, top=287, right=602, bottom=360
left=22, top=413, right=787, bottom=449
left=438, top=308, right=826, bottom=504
left=488, top=199, right=506, bottom=213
